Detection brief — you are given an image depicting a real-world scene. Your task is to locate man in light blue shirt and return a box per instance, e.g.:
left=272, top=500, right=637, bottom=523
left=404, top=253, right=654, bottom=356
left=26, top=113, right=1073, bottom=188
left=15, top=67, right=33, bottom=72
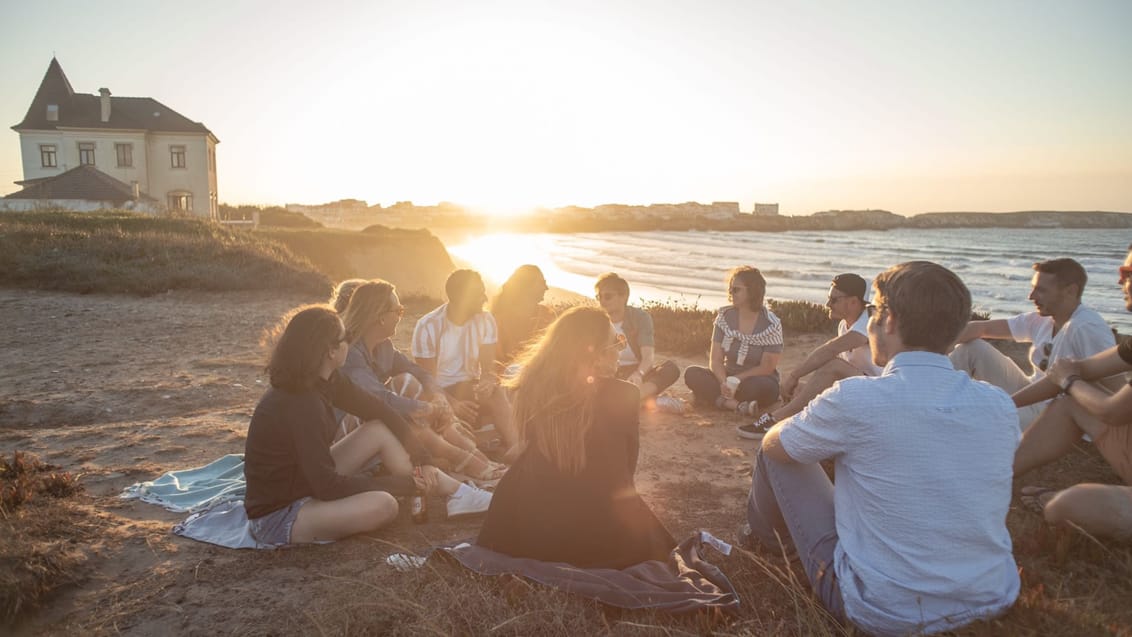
left=743, top=261, right=1021, bottom=636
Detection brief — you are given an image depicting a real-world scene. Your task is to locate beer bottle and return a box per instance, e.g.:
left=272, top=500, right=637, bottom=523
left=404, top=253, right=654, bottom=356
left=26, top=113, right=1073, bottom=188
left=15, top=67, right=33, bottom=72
left=411, top=466, right=428, bottom=524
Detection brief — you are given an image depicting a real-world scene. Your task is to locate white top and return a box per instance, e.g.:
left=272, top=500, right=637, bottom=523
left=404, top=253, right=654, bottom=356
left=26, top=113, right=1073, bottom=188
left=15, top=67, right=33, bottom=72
left=837, top=310, right=883, bottom=376
left=779, top=351, right=1020, bottom=636
left=411, top=303, right=498, bottom=387
left=612, top=321, right=638, bottom=367
left=1006, top=304, right=1115, bottom=383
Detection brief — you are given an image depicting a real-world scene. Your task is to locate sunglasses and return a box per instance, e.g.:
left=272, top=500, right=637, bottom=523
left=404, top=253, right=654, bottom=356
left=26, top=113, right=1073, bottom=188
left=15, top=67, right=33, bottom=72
left=1037, top=341, right=1053, bottom=372
left=827, top=294, right=850, bottom=306
left=1120, top=265, right=1132, bottom=284
left=604, top=333, right=628, bottom=352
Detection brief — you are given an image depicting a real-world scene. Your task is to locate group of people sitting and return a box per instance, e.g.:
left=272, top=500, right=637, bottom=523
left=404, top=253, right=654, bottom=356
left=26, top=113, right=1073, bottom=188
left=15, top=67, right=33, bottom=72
left=240, top=249, right=1132, bottom=636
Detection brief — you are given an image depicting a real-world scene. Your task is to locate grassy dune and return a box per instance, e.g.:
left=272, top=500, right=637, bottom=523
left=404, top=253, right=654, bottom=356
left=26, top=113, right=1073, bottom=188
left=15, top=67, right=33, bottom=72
left=0, top=211, right=330, bottom=296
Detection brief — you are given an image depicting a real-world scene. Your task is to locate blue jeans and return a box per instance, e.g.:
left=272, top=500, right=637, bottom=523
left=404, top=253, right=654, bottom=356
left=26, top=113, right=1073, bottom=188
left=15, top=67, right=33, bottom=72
left=747, top=446, right=845, bottom=620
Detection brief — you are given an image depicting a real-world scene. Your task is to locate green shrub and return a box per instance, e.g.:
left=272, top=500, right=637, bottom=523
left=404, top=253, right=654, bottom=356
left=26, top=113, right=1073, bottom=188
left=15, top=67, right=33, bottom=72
left=555, top=297, right=837, bottom=357
left=767, top=298, right=838, bottom=335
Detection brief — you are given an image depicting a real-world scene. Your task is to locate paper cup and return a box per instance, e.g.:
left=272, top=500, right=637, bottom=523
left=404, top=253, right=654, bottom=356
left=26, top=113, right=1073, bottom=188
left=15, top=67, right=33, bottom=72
left=725, top=376, right=740, bottom=393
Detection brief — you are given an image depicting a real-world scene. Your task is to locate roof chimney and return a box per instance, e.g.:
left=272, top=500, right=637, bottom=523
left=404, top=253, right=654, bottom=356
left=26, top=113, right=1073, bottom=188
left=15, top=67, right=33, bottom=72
left=99, top=87, right=111, bottom=122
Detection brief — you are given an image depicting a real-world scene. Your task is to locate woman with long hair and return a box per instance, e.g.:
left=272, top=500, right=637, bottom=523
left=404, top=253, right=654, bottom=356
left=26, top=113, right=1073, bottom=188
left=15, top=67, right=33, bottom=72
left=243, top=305, right=491, bottom=546
left=490, top=264, right=556, bottom=367
left=476, top=306, right=675, bottom=568
left=683, top=266, right=782, bottom=416
left=339, top=280, right=505, bottom=483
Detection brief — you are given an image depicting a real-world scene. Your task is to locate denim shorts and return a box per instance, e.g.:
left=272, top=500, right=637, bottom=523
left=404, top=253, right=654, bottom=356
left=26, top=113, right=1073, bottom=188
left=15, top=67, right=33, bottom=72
left=249, top=497, right=311, bottom=547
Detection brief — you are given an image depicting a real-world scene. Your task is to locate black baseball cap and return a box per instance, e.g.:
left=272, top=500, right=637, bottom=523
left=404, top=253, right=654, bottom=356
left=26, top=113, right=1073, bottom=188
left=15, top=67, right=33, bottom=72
left=831, top=273, right=867, bottom=301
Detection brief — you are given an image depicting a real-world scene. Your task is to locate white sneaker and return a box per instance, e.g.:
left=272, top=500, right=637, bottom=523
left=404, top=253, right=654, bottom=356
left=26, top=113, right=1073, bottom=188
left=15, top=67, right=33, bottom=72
left=446, top=483, right=493, bottom=518
left=655, top=395, right=689, bottom=415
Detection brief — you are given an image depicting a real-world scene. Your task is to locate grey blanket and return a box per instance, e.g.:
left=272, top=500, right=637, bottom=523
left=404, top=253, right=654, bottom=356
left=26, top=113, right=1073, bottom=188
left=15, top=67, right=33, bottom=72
left=436, top=532, right=740, bottom=614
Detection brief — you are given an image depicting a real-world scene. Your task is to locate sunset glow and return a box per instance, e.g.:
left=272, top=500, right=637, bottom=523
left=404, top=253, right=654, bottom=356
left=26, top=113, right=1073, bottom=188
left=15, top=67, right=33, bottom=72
left=2, top=1, right=1130, bottom=214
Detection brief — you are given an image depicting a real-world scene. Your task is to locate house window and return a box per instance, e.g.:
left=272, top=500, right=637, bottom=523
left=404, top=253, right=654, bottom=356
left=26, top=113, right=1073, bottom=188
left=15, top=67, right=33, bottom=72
left=170, top=145, right=186, bottom=168
left=40, top=144, right=57, bottom=168
left=115, top=143, right=133, bottom=167
left=79, top=142, right=96, bottom=166
left=46, top=104, right=59, bottom=121
left=168, top=192, right=193, bottom=212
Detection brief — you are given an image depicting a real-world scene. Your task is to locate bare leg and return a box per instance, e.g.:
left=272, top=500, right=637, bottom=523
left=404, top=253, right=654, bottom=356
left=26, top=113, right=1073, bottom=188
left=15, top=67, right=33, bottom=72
left=1013, top=397, right=1090, bottom=477
left=331, top=420, right=412, bottom=477
left=487, top=387, right=517, bottom=449
left=1043, top=484, right=1132, bottom=540
left=775, top=359, right=860, bottom=421
left=291, top=491, right=400, bottom=543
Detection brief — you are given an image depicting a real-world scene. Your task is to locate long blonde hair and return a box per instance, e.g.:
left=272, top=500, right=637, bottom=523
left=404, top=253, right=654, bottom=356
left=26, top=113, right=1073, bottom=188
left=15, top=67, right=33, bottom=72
left=506, top=306, right=613, bottom=474
left=340, top=280, right=395, bottom=344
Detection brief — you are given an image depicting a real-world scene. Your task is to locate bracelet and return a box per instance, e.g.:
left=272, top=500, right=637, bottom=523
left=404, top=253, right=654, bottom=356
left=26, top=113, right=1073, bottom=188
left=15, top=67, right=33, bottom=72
left=1061, top=375, right=1082, bottom=395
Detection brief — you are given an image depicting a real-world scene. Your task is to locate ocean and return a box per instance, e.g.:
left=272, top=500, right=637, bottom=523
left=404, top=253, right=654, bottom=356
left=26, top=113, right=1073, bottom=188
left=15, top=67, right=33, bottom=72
left=446, top=227, right=1132, bottom=333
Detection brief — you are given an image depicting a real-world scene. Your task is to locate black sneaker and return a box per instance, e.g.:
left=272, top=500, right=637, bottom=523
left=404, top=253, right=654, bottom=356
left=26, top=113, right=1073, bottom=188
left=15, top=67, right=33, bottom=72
left=736, top=413, right=776, bottom=440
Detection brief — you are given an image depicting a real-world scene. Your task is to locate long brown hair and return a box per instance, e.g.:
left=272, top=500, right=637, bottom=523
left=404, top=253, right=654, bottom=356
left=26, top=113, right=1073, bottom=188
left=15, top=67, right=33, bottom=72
left=505, top=306, right=614, bottom=474
left=263, top=305, right=343, bottom=392
left=340, top=280, right=395, bottom=344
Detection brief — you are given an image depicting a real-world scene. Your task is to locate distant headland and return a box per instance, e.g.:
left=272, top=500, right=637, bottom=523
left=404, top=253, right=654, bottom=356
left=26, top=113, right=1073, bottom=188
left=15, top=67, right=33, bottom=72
left=222, top=201, right=1132, bottom=234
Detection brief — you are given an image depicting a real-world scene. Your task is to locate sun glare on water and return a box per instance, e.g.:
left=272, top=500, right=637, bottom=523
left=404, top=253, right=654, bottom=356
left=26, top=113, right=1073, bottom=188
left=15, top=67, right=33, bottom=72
left=445, top=233, right=593, bottom=296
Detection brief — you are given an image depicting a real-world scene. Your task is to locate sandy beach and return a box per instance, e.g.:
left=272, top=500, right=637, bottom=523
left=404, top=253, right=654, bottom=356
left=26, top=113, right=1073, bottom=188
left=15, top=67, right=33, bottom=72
left=4, top=286, right=1128, bottom=635
left=0, top=288, right=837, bottom=633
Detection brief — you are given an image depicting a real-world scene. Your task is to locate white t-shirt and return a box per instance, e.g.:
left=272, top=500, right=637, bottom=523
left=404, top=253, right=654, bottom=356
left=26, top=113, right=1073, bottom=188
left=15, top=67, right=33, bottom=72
left=612, top=321, right=638, bottom=367
left=411, top=304, right=498, bottom=387
left=1006, top=304, right=1115, bottom=383
left=837, top=310, right=883, bottom=376
left=779, top=351, right=1020, bottom=636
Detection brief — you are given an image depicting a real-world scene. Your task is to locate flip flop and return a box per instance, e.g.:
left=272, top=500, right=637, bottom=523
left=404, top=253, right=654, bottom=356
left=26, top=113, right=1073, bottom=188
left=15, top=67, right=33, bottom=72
left=1020, top=485, right=1060, bottom=515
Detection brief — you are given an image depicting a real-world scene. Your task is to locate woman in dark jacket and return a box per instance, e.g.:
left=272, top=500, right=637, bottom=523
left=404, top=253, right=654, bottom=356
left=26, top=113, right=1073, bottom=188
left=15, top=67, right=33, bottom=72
left=476, top=307, right=675, bottom=568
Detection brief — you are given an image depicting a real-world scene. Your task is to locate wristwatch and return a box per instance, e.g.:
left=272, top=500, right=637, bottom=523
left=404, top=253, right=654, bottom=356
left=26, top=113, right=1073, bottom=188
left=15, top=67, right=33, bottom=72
left=1060, top=374, right=1082, bottom=395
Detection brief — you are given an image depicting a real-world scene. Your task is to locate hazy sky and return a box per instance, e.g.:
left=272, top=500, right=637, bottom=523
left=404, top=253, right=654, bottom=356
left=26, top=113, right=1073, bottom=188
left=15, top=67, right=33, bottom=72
left=2, top=0, right=1130, bottom=215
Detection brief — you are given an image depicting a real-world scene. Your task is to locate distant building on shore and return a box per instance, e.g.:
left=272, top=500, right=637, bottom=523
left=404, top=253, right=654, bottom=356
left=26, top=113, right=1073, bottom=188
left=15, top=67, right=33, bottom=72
left=4, top=58, right=219, bottom=218
left=752, top=203, right=779, bottom=216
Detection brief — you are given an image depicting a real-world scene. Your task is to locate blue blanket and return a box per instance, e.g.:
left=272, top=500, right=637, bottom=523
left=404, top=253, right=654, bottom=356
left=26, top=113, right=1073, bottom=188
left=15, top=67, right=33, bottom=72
left=120, top=454, right=246, bottom=513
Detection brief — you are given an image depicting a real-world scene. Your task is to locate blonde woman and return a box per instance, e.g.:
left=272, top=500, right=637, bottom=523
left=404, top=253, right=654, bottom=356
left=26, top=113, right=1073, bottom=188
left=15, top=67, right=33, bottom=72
left=476, top=307, right=675, bottom=568
left=339, top=281, right=506, bottom=484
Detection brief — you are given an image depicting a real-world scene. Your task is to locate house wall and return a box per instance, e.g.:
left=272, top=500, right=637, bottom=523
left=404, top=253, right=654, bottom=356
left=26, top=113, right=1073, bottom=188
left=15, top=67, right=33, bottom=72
left=17, top=129, right=214, bottom=219
left=19, top=130, right=150, bottom=188
left=146, top=132, right=213, bottom=219
left=0, top=198, right=161, bottom=213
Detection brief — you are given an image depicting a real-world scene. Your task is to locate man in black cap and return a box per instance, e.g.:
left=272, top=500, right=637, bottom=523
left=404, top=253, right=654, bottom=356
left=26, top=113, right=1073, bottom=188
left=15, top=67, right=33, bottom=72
left=737, top=273, right=882, bottom=439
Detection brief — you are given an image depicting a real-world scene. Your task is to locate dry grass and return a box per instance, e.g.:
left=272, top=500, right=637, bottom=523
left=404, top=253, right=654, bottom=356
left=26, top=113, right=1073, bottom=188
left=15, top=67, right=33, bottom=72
left=1, top=452, right=104, bottom=626
left=0, top=210, right=330, bottom=296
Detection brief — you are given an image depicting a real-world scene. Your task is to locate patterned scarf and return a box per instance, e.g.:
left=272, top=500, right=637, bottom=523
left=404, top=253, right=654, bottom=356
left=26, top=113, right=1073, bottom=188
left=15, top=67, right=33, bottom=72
left=715, top=307, right=782, bottom=367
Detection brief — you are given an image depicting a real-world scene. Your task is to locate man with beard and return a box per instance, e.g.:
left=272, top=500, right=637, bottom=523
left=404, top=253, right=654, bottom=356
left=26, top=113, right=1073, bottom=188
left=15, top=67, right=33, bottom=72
left=1014, top=245, right=1132, bottom=540
left=949, top=258, right=1115, bottom=429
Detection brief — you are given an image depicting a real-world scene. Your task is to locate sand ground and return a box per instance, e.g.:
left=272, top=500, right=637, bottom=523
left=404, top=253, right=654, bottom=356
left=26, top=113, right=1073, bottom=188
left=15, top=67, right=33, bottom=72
left=0, top=288, right=1052, bottom=634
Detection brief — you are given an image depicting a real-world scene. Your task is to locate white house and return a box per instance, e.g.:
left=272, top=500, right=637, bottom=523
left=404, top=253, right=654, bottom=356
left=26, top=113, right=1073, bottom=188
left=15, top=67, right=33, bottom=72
left=5, top=58, right=219, bottom=218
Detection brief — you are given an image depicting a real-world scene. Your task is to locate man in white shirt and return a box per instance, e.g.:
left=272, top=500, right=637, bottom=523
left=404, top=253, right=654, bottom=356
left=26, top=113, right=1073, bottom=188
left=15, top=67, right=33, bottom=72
left=950, top=257, right=1116, bottom=429
left=1013, top=245, right=1132, bottom=540
left=413, top=269, right=516, bottom=456
left=738, top=273, right=883, bottom=439
left=743, top=261, right=1020, bottom=636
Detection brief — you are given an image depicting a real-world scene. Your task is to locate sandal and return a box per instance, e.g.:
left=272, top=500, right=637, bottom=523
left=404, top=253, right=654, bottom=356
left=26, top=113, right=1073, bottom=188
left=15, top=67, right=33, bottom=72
left=1020, top=485, right=1059, bottom=515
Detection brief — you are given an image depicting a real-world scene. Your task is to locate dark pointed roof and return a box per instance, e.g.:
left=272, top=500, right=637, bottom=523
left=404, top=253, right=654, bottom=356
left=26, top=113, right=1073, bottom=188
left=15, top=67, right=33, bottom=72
left=3, top=165, right=158, bottom=203
left=11, top=58, right=214, bottom=138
